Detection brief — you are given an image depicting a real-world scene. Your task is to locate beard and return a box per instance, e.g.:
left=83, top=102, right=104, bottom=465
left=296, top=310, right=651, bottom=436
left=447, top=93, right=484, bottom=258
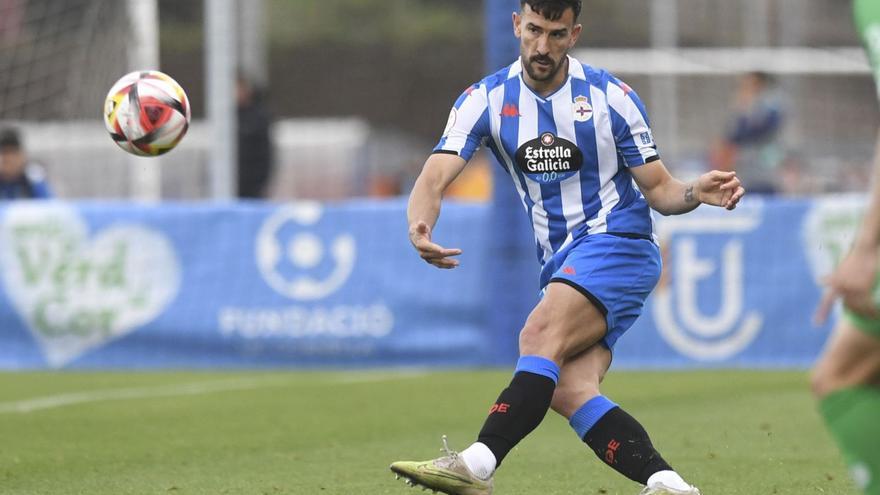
left=524, top=54, right=565, bottom=82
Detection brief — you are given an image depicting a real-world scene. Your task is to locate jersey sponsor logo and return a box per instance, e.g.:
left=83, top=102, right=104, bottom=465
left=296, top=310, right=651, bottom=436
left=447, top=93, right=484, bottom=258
left=572, top=95, right=593, bottom=122
left=514, top=132, right=583, bottom=184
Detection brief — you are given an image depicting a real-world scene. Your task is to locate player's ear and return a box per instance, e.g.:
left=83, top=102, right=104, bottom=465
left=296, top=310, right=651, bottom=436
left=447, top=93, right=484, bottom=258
left=513, top=11, right=522, bottom=38
left=569, top=23, right=583, bottom=48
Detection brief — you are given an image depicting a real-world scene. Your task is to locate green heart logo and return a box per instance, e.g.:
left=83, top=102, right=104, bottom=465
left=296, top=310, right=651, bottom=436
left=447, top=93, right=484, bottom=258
left=1, top=204, right=181, bottom=367
left=802, top=195, right=863, bottom=288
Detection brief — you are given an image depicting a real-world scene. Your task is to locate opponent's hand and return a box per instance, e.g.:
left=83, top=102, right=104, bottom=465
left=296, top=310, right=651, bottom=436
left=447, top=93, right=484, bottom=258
left=408, top=221, right=462, bottom=269
left=815, top=246, right=880, bottom=325
left=696, top=171, right=745, bottom=210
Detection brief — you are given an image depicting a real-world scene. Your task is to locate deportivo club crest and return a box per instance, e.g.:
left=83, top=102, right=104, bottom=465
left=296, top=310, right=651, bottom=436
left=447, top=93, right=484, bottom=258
left=573, top=95, right=593, bottom=122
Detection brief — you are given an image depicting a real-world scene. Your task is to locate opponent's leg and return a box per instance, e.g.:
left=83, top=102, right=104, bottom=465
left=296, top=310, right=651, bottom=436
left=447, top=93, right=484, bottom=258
left=812, top=321, right=880, bottom=495
left=390, top=282, right=606, bottom=494
left=552, top=345, right=700, bottom=495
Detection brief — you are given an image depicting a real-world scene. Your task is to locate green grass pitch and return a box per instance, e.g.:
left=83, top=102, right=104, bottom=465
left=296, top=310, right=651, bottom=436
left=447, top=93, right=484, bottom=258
left=0, top=370, right=857, bottom=494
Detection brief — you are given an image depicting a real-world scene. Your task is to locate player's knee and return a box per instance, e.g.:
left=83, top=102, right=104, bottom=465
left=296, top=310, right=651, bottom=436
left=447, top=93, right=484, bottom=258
left=810, top=365, right=839, bottom=400
left=550, top=384, right=600, bottom=418
left=518, top=317, right=563, bottom=361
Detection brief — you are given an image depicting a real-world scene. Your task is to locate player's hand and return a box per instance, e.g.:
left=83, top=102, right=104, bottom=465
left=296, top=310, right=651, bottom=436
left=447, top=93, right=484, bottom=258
left=696, top=171, right=745, bottom=210
left=814, top=245, right=880, bottom=325
left=408, top=221, right=462, bottom=270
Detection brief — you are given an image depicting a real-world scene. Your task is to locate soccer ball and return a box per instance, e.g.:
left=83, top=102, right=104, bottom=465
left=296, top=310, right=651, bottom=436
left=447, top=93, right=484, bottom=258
left=103, top=70, right=191, bottom=156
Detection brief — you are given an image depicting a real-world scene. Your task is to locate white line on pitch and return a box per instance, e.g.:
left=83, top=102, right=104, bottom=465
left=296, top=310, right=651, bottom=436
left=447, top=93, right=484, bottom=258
left=0, top=371, right=428, bottom=414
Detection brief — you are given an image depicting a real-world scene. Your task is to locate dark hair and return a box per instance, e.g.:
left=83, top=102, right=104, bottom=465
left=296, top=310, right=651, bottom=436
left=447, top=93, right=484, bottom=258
left=748, top=71, right=775, bottom=86
left=0, top=128, right=21, bottom=150
left=521, top=0, right=581, bottom=21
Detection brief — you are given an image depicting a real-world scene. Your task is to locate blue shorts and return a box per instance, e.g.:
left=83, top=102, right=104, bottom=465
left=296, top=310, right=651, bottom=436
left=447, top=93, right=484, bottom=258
left=539, top=233, right=662, bottom=349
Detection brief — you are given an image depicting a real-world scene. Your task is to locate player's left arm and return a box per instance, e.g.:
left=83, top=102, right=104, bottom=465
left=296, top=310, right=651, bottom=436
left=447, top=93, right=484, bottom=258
left=630, top=159, right=745, bottom=216
left=606, top=76, right=744, bottom=216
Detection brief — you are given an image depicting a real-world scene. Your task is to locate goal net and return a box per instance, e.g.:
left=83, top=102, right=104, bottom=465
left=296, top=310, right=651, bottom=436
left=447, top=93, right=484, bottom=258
left=0, top=0, right=131, bottom=120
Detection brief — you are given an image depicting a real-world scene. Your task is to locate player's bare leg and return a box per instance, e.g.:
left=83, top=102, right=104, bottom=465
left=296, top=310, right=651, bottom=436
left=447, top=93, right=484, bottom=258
left=390, top=282, right=606, bottom=494
left=812, top=319, right=880, bottom=494
left=552, top=345, right=701, bottom=495
left=811, top=322, right=880, bottom=400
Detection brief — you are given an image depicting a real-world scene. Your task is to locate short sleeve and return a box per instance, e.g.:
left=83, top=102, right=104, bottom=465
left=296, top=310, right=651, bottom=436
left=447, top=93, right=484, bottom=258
left=606, top=77, right=660, bottom=167
left=433, top=83, right=491, bottom=162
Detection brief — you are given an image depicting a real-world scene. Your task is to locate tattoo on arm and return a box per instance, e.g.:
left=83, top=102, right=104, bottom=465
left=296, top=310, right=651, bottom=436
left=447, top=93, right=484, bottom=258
left=684, top=184, right=695, bottom=203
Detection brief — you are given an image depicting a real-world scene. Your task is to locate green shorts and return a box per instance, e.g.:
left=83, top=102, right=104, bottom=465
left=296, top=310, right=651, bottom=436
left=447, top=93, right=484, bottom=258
left=843, top=272, right=880, bottom=338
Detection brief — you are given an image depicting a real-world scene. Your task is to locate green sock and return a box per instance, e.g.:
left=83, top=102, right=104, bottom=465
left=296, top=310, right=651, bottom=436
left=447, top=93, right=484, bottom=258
left=820, top=387, right=880, bottom=495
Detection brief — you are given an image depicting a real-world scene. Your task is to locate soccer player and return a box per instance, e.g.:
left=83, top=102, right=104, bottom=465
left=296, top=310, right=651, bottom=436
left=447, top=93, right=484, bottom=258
left=811, top=1, right=880, bottom=494
left=391, top=1, right=744, bottom=494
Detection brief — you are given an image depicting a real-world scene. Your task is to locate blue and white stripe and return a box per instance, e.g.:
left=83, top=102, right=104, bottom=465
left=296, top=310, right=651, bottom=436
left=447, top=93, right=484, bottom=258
left=434, top=56, right=659, bottom=264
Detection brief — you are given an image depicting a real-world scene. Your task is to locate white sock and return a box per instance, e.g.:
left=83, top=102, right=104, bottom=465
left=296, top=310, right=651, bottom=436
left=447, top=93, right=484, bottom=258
left=646, top=470, right=692, bottom=491
left=459, top=442, right=496, bottom=480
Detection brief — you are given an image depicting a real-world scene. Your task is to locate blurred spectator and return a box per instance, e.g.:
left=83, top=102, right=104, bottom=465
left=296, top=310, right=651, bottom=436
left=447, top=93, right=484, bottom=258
left=445, top=155, right=492, bottom=202
left=236, top=74, right=273, bottom=198
left=711, top=71, right=786, bottom=194
left=0, top=128, right=52, bottom=199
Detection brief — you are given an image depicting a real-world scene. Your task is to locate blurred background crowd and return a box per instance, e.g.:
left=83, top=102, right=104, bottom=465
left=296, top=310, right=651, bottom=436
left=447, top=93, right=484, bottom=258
left=0, top=0, right=877, bottom=201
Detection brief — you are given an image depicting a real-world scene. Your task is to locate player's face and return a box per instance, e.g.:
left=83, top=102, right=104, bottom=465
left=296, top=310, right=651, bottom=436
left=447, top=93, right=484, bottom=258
left=514, top=5, right=582, bottom=86
left=0, top=147, right=25, bottom=179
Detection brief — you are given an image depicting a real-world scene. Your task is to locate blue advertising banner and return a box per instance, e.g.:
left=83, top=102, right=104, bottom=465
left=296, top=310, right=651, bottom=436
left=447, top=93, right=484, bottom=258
left=0, top=196, right=861, bottom=369
left=0, top=200, right=492, bottom=369
left=613, top=197, right=860, bottom=369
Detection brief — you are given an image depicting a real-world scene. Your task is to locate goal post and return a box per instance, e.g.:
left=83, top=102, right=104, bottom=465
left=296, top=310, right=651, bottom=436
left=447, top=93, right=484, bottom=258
left=126, top=0, right=162, bottom=201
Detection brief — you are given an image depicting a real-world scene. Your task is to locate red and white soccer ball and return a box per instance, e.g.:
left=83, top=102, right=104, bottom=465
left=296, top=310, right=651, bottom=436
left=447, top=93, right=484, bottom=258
left=103, top=70, right=191, bottom=156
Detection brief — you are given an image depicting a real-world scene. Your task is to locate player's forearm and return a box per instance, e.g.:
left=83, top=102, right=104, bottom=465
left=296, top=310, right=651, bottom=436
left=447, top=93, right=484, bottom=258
left=407, top=173, right=444, bottom=230
left=646, top=178, right=701, bottom=216
left=853, top=131, right=880, bottom=252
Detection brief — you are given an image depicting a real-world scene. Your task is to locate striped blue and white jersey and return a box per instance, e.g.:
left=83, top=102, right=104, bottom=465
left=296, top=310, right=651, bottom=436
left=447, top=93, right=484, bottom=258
left=434, top=56, right=659, bottom=264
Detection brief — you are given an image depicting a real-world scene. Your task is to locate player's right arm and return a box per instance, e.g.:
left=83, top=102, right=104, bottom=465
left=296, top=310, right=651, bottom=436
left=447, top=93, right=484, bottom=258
left=407, top=153, right=467, bottom=269
left=816, top=129, right=880, bottom=322
left=408, top=82, right=490, bottom=270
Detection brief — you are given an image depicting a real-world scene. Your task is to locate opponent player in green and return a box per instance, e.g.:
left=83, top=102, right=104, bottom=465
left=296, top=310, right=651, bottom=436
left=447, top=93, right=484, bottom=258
left=812, top=2, right=880, bottom=494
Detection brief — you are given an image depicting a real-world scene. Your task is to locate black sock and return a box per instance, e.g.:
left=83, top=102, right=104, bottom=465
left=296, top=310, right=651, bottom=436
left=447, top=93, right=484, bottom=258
left=583, top=406, right=673, bottom=484
left=476, top=371, right=556, bottom=466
